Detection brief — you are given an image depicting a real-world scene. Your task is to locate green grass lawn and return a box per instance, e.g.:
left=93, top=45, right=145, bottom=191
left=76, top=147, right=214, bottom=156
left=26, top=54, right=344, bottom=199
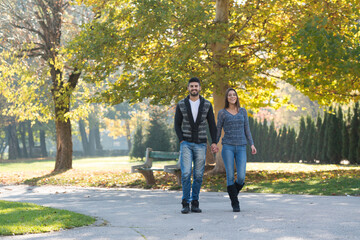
left=0, top=200, right=95, bottom=236
left=0, top=157, right=359, bottom=196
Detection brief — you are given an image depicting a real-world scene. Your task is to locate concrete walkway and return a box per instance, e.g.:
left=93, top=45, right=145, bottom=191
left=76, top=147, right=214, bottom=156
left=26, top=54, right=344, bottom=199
left=0, top=185, right=359, bottom=240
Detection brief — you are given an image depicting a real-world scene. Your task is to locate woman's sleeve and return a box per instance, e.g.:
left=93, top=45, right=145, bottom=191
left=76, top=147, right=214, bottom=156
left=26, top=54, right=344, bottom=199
left=216, top=110, right=224, bottom=144
left=243, top=108, right=254, bottom=146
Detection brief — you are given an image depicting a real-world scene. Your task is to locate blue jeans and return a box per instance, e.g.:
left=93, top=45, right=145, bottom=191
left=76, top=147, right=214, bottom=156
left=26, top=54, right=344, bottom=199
left=221, top=144, right=247, bottom=186
left=180, top=141, right=207, bottom=203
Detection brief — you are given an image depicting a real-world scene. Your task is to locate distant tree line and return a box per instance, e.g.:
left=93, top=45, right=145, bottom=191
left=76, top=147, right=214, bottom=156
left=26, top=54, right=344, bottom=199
left=1, top=120, right=49, bottom=160
left=248, top=104, right=360, bottom=165
left=131, top=103, right=360, bottom=165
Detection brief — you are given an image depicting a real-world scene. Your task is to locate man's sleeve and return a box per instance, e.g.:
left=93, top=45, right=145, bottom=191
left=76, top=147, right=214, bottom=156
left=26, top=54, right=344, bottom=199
left=174, top=104, right=184, bottom=142
left=207, top=104, right=217, bottom=144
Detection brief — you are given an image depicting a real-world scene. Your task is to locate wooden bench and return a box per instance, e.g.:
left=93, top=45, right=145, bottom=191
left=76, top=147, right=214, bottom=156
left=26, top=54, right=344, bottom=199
left=131, top=148, right=181, bottom=185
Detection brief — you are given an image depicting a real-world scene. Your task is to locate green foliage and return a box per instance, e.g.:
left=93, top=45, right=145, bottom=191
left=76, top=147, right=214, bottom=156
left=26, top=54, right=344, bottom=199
left=315, top=113, right=324, bottom=160
left=296, top=117, right=306, bottom=161
left=249, top=104, right=360, bottom=164
left=285, top=1, right=360, bottom=105
left=130, top=122, right=146, bottom=160
left=144, top=108, right=171, bottom=151
left=304, top=116, right=316, bottom=162
left=71, top=0, right=305, bottom=109
left=349, top=102, right=359, bottom=164
left=342, top=110, right=351, bottom=160
left=0, top=200, right=95, bottom=236
left=326, top=107, right=343, bottom=164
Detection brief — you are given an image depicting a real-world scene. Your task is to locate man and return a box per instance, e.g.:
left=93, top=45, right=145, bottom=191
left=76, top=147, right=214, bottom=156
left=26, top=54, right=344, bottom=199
left=174, top=77, right=218, bottom=214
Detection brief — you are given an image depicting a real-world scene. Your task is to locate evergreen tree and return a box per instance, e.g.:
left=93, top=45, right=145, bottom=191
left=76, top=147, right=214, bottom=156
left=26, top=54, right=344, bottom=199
left=286, top=128, right=296, bottom=162
left=315, top=113, right=323, bottom=160
left=334, top=106, right=344, bottom=164
left=342, top=110, right=351, bottom=160
left=261, top=119, right=269, bottom=162
left=274, top=128, right=282, bottom=162
left=144, top=108, right=171, bottom=152
left=321, top=111, right=330, bottom=163
left=325, top=106, right=343, bottom=164
left=305, top=115, right=316, bottom=162
left=280, top=126, right=287, bottom=161
left=268, top=121, right=277, bottom=162
left=130, top=122, right=146, bottom=160
left=349, top=102, right=359, bottom=164
left=296, top=117, right=306, bottom=161
left=251, top=119, right=259, bottom=161
left=310, top=116, right=318, bottom=162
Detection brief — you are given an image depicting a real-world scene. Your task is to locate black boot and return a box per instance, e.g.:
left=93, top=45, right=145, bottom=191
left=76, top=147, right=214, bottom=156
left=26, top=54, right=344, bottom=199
left=227, top=185, right=240, bottom=212
left=191, top=200, right=202, bottom=213
left=235, top=181, right=245, bottom=195
left=181, top=199, right=190, bottom=214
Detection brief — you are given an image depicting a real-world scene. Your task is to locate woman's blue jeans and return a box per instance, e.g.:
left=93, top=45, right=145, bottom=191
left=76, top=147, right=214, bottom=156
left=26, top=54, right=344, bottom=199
left=180, top=141, right=207, bottom=203
left=221, top=144, right=247, bottom=186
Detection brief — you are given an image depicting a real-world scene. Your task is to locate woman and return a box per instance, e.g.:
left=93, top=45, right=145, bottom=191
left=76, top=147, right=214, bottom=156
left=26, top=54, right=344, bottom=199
left=216, top=88, right=257, bottom=212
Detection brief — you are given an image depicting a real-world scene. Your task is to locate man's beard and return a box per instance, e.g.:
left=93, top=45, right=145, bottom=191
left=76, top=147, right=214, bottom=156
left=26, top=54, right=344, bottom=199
left=190, top=90, right=199, bottom=96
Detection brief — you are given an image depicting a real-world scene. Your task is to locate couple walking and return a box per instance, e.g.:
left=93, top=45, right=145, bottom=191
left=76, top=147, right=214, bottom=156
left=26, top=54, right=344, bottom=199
left=174, top=77, right=257, bottom=213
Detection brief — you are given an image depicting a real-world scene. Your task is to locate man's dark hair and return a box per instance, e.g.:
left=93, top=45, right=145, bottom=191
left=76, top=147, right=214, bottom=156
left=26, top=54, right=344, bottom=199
left=188, top=77, right=201, bottom=86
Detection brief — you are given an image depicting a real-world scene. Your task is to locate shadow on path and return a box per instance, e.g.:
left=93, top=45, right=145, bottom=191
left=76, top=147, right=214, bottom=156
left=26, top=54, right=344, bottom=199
left=23, top=170, right=68, bottom=185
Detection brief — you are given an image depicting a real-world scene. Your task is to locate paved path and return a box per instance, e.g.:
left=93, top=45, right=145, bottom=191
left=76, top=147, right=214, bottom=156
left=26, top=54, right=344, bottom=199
left=0, top=185, right=359, bottom=240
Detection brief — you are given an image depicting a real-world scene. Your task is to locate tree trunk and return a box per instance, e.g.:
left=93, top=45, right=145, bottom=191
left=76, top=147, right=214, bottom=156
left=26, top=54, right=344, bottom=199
left=0, top=141, right=7, bottom=159
left=54, top=112, right=73, bottom=171
left=40, top=129, right=48, bottom=157
left=15, top=124, right=22, bottom=158
left=88, top=114, right=96, bottom=156
left=19, top=122, right=28, bottom=158
left=7, top=122, right=18, bottom=160
left=27, top=121, right=35, bottom=158
left=88, top=127, right=96, bottom=156
left=79, top=119, right=90, bottom=156
left=94, top=121, right=103, bottom=154
left=125, top=119, right=132, bottom=152
left=50, top=65, right=80, bottom=171
left=53, top=76, right=75, bottom=171
left=205, top=144, right=216, bottom=165
left=209, top=0, right=230, bottom=174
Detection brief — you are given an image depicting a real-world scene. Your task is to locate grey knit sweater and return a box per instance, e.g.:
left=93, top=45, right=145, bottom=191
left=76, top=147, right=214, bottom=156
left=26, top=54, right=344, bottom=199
left=174, top=95, right=217, bottom=144
left=216, top=108, right=254, bottom=146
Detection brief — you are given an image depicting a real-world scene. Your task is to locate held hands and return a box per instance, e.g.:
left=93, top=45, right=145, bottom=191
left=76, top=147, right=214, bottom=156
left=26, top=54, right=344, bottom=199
left=211, top=143, right=219, bottom=153
left=210, top=143, right=255, bottom=154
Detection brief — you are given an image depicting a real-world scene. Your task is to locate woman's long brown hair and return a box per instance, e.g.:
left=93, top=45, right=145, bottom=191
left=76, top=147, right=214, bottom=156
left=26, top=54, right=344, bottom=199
left=224, top=88, right=240, bottom=109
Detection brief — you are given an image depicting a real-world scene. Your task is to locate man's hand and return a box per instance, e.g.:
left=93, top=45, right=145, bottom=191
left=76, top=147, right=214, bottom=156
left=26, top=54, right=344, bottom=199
left=211, top=143, right=219, bottom=153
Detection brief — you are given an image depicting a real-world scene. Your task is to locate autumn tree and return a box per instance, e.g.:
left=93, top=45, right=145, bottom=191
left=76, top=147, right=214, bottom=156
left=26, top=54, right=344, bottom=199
left=72, top=0, right=360, bottom=172
left=0, top=0, right=91, bottom=170
left=71, top=0, right=302, bottom=172
left=284, top=1, right=360, bottom=104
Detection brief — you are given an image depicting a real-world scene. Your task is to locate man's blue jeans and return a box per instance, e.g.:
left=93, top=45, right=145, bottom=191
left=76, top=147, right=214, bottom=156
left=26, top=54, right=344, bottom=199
left=180, top=141, right=207, bottom=203
left=221, top=144, right=247, bottom=186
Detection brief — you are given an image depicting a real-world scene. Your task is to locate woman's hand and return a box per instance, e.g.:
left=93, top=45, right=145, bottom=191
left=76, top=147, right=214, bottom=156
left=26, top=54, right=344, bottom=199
left=251, top=145, right=257, bottom=155
left=211, top=143, right=219, bottom=153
